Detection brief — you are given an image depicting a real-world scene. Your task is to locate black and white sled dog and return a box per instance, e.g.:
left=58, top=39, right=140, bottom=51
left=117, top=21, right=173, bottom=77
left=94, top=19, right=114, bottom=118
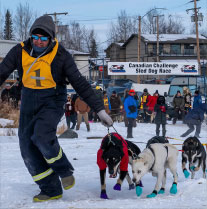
left=97, top=133, right=141, bottom=199
left=182, top=137, right=206, bottom=179
left=132, top=143, right=178, bottom=198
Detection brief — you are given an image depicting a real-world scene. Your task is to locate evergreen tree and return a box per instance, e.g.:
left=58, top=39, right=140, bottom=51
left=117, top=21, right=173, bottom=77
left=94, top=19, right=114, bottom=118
left=4, top=9, right=13, bottom=40
left=90, top=38, right=98, bottom=58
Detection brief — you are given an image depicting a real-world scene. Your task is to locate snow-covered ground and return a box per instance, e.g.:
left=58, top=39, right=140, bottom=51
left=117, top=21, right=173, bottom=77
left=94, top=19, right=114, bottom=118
left=0, top=120, right=207, bottom=209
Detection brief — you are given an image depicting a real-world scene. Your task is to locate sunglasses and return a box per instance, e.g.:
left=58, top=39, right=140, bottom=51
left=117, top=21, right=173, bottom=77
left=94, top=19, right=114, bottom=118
left=32, top=35, right=49, bottom=41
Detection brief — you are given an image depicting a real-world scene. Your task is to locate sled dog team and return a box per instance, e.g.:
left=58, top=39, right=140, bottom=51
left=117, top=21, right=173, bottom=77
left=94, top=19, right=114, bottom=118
left=97, top=133, right=206, bottom=199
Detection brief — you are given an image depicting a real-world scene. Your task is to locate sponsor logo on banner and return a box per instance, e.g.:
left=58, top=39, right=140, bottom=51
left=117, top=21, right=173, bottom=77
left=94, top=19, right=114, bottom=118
left=108, top=62, right=198, bottom=75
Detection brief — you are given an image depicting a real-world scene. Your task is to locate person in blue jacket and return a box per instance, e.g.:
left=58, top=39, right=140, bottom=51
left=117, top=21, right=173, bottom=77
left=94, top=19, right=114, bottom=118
left=181, top=103, right=207, bottom=138
left=124, top=89, right=138, bottom=138
left=193, top=90, right=202, bottom=109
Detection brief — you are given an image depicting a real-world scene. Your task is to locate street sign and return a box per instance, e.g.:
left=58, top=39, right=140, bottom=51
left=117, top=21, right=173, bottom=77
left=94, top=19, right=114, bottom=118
left=99, top=66, right=103, bottom=72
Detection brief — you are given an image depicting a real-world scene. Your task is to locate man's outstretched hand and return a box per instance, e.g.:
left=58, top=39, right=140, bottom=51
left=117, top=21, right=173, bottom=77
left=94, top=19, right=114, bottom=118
left=97, top=110, right=113, bottom=127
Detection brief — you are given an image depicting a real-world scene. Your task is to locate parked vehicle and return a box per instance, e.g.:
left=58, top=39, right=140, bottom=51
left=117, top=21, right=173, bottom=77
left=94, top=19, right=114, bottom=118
left=164, top=75, right=207, bottom=107
left=108, top=79, right=135, bottom=87
left=96, top=79, right=111, bottom=89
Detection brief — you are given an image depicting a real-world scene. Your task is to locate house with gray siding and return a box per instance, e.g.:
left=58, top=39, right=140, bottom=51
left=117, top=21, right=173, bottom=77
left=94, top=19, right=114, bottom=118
left=106, top=34, right=207, bottom=82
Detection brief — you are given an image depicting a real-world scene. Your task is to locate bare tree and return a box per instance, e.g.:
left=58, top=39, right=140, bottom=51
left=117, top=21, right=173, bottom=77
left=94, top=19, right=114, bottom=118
left=82, top=28, right=98, bottom=57
left=14, top=2, right=34, bottom=41
left=142, top=8, right=185, bottom=34
left=142, top=8, right=159, bottom=34
left=159, top=15, right=185, bottom=34
left=107, top=10, right=138, bottom=44
left=67, top=21, right=84, bottom=51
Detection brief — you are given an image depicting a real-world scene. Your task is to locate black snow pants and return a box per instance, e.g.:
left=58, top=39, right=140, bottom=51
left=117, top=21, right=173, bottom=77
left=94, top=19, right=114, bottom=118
left=18, top=87, right=74, bottom=196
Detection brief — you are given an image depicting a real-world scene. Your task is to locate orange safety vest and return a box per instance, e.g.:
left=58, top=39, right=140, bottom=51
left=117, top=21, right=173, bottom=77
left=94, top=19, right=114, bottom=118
left=21, top=39, right=58, bottom=89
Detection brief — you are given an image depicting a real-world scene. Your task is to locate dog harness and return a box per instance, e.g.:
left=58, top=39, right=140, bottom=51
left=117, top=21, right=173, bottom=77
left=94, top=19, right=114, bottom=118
left=148, top=145, right=168, bottom=171
left=97, top=133, right=129, bottom=171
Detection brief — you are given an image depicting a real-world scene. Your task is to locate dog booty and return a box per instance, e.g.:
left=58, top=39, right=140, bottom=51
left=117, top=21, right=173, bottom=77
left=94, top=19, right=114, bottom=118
left=129, top=183, right=135, bottom=190
left=170, top=183, right=177, bottom=194
left=137, top=180, right=143, bottom=187
left=190, top=166, right=196, bottom=171
left=183, top=169, right=190, bottom=178
left=158, top=188, right=165, bottom=194
left=147, top=191, right=157, bottom=198
left=113, top=183, right=121, bottom=191
left=100, top=190, right=108, bottom=199
left=136, top=186, right=142, bottom=197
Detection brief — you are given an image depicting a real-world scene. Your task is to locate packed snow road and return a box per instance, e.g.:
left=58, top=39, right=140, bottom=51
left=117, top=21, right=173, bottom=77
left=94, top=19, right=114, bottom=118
left=0, top=121, right=206, bottom=209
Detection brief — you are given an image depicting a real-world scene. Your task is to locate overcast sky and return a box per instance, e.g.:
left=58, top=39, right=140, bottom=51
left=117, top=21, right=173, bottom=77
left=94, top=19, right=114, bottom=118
left=0, top=0, right=206, bottom=51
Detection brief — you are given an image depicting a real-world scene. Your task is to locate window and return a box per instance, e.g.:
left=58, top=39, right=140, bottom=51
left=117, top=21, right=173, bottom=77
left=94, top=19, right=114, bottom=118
left=170, top=44, right=181, bottom=55
left=184, top=44, right=194, bottom=55
left=200, top=44, right=207, bottom=55
left=152, top=44, right=163, bottom=55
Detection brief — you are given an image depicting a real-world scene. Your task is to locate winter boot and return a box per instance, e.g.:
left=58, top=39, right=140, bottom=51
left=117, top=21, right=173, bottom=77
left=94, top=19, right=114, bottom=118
left=86, top=124, right=90, bottom=132
left=162, top=129, right=166, bottom=137
left=33, top=191, right=62, bottom=202
left=76, top=125, right=80, bottom=130
left=61, top=175, right=75, bottom=190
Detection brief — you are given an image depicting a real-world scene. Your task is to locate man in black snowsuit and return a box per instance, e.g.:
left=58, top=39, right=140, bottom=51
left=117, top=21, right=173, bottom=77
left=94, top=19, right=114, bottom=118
left=0, top=15, right=113, bottom=202
left=181, top=103, right=207, bottom=138
left=172, top=90, right=185, bottom=124
left=154, top=95, right=168, bottom=137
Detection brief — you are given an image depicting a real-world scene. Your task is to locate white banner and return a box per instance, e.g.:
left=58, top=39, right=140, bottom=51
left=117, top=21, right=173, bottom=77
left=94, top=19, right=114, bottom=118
left=108, top=62, right=198, bottom=75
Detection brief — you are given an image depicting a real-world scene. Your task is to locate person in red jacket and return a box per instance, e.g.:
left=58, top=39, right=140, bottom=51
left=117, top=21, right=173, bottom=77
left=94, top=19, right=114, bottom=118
left=146, top=91, right=159, bottom=123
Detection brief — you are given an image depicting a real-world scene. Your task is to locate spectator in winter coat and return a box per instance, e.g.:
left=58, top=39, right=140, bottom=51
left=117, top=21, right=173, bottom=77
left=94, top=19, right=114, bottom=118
left=140, top=88, right=151, bottom=123
left=154, top=96, right=168, bottom=137
left=103, top=91, right=111, bottom=114
left=181, top=103, right=207, bottom=138
left=75, top=96, right=91, bottom=131
left=172, top=90, right=185, bottom=124
left=193, top=90, right=202, bottom=109
left=124, top=89, right=138, bottom=138
left=10, top=81, right=22, bottom=108
left=123, top=89, right=130, bottom=127
left=65, top=94, right=76, bottom=129
left=146, top=91, right=159, bottom=123
left=110, top=91, right=122, bottom=122
left=183, top=86, right=192, bottom=114
left=1, top=83, right=11, bottom=103
left=0, top=15, right=113, bottom=202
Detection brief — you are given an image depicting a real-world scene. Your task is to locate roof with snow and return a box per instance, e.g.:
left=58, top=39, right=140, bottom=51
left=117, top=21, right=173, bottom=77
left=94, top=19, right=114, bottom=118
left=66, top=49, right=90, bottom=56
left=142, top=34, right=207, bottom=42
left=122, top=34, right=207, bottom=47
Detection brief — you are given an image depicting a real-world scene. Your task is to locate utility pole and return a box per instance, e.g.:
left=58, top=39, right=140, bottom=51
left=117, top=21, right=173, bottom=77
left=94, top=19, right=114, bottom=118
left=186, top=0, right=203, bottom=75
left=153, top=15, right=164, bottom=62
left=46, top=12, right=68, bottom=35
left=137, top=8, right=166, bottom=84
left=137, top=16, right=141, bottom=84
left=194, top=0, right=201, bottom=74
left=156, top=15, right=159, bottom=62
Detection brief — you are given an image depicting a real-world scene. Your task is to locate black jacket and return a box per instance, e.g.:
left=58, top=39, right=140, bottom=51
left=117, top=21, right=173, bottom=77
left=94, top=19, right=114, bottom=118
left=0, top=40, right=104, bottom=113
left=154, top=103, right=168, bottom=124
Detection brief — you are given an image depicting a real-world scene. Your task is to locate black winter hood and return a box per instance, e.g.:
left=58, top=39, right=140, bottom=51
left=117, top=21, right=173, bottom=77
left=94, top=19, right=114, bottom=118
left=30, top=15, right=55, bottom=39
left=157, top=95, right=165, bottom=105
